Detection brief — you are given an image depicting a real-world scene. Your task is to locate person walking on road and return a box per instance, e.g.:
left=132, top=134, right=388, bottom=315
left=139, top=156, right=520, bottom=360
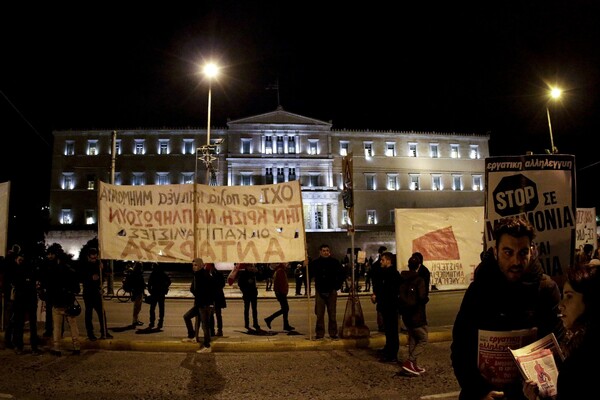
left=183, top=258, right=215, bottom=352
left=264, top=263, right=295, bottom=331
left=309, top=244, right=345, bottom=339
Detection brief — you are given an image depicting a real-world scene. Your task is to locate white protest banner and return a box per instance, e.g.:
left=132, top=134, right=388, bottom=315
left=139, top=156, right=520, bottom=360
left=395, top=206, right=484, bottom=290
left=0, top=181, right=9, bottom=257
left=484, top=154, right=576, bottom=285
left=576, top=207, right=597, bottom=253
left=98, top=181, right=306, bottom=263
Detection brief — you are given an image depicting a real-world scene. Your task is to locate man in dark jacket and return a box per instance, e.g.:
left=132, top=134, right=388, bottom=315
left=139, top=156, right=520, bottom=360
left=183, top=258, right=215, bottom=352
left=370, top=245, right=387, bottom=332
left=309, top=244, right=345, bottom=339
left=80, top=248, right=112, bottom=340
left=376, top=251, right=402, bottom=362
left=451, top=216, right=562, bottom=400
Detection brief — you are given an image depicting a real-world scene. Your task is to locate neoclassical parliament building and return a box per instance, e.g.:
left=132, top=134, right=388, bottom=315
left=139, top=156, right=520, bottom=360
left=48, top=106, right=489, bottom=259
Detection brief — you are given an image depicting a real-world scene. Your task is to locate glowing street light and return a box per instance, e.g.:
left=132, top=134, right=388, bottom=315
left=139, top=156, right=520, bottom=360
left=193, top=62, right=220, bottom=258
left=546, top=86, right=562, bottom=154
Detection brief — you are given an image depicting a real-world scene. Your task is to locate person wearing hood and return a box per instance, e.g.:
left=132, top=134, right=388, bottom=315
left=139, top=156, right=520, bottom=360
left=451, top=216, right=562, bottom=400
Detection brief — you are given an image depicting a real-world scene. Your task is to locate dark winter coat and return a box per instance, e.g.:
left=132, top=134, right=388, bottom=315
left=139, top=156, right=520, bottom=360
left=237, top=269, right=258, bottom=298
left=212, top=268, right=227, bottom=309
left=190, top=268, right=216, bottom=307
left=451, top=252, right=562, bottom=400
left=46, top=261, right=80, bottom=308
left=376, top=265, right=401, bottom=312
left=309, top=256, right=344, bottom=294
left=147, top=266, right=171, bottom=297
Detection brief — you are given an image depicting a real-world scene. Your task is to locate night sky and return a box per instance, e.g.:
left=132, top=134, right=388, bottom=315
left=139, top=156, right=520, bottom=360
left=3, top=2, right=600, bottom=238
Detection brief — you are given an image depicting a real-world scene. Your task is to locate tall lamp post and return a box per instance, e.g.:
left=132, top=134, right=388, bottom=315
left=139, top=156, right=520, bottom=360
left=193, top=62, right=219, bottom=259
left=546, top=87, right=562, bottom=154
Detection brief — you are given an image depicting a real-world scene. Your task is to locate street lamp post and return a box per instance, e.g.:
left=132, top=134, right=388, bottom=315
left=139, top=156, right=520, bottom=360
left=546, top=87, right=562, bottom=154
left=193, top=62, right=219, bottom=259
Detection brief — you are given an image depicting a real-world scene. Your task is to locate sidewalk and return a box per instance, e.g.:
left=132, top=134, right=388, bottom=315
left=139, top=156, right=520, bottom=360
left=1, top=278, right=454, bottom=353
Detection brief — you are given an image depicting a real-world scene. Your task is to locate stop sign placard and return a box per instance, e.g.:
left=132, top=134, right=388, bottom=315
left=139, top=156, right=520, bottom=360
left=492, top=174, right=538, bottom=216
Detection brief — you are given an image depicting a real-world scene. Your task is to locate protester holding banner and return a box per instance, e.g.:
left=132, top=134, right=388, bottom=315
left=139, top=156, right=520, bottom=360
left=451, top=216, right=562, bottom=400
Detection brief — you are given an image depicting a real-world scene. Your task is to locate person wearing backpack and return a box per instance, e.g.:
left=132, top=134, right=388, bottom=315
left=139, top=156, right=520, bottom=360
left=398, top=255, right=429, bottom=376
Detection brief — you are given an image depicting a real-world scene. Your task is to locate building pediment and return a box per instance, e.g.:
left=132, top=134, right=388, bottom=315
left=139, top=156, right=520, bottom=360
left=227, top=106, right=332, bottom=129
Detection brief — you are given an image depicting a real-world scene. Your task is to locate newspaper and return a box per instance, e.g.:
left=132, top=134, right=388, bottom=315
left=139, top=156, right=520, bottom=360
left=477, top=328, right=538, bottom=386
left=508, top=333, right=564, bottom=398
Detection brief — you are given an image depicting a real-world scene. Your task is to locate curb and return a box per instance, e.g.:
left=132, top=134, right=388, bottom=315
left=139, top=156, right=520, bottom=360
left=0, top=330, right=452, bottom=353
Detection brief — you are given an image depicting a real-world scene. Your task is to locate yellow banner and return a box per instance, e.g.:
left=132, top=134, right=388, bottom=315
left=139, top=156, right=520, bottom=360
left=98, top=181, right=306, bottom=263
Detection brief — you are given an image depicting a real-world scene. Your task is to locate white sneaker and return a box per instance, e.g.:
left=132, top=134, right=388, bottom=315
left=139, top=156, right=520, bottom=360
left=181, top=338, right=196, bottom=343
left=196, top=346, right=211, bottom=353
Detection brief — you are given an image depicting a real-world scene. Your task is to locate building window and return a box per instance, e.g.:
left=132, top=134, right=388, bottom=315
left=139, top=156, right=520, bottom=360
left=265, top=168, right=273, bottom=184
left=114, top=172, right=122, bottom=185
left=288, top=167, right=296, bottom=181
left=450, top=144, right=460, bottom=158
left=240, top=172, right=252, bottom=186
left=65, top=141, right=75, bottom=156
left=158, top=139, right=170, bottom=155
left=132, top=172, right=145, bottom=186
left=114, top=139, right=122, bottom=155
left=314, top=206, right=323, bottom=229
left=156, top=172, right=170, bottom=185
left=367, top=210, right=377, bottom=225
left=308, top=174, right=319, bottom=187
left=430, top=143, right=439, bottom=158
left=85, top=209, right=96, bottom=225
left=470, top=145, right=480, bottom=159
left=341, top=209, right=349, bottom=226
left=181, top=172, right=194, bottom=184
left=276, top=136, right=284, bottom=154
left=387, top=174, right=398, bottom=190
left=134, top=139, right=145, bottom=155
left=87, top=175, right=96, bottom=190
left=453, top=174, right=463, bottom=191
left=432, top=174, right=442, bottom=191
left=308, top=140, right=318, bottom=155
left=408, top=143, right=417, bottom=157
left=61, top=173, right=75, bottom=190
left=265, top=136, right=273, bottom=154
left=60, top=209, right=72, bottom=225
left=472, top=175, right=483, bottom=191
left=364, top=142, right=373, bottom=157
left=340, top=141, right=349, bottom=156
left=275, top=167, right=284, bottom=183
left=241, top=138, right=251, bottom=154
left=183, top=139, right=194, bottom=155
left=87, top=140, right=98, bottom=156
left=385, top=142, right=396, bottom=157
left=287, top=136, right=296, bottom=154
left=409, top=174, right=420, bottom=190
left=389, top=209, right=395, bottom=224
left=365, top=174, right=376, bottom=190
